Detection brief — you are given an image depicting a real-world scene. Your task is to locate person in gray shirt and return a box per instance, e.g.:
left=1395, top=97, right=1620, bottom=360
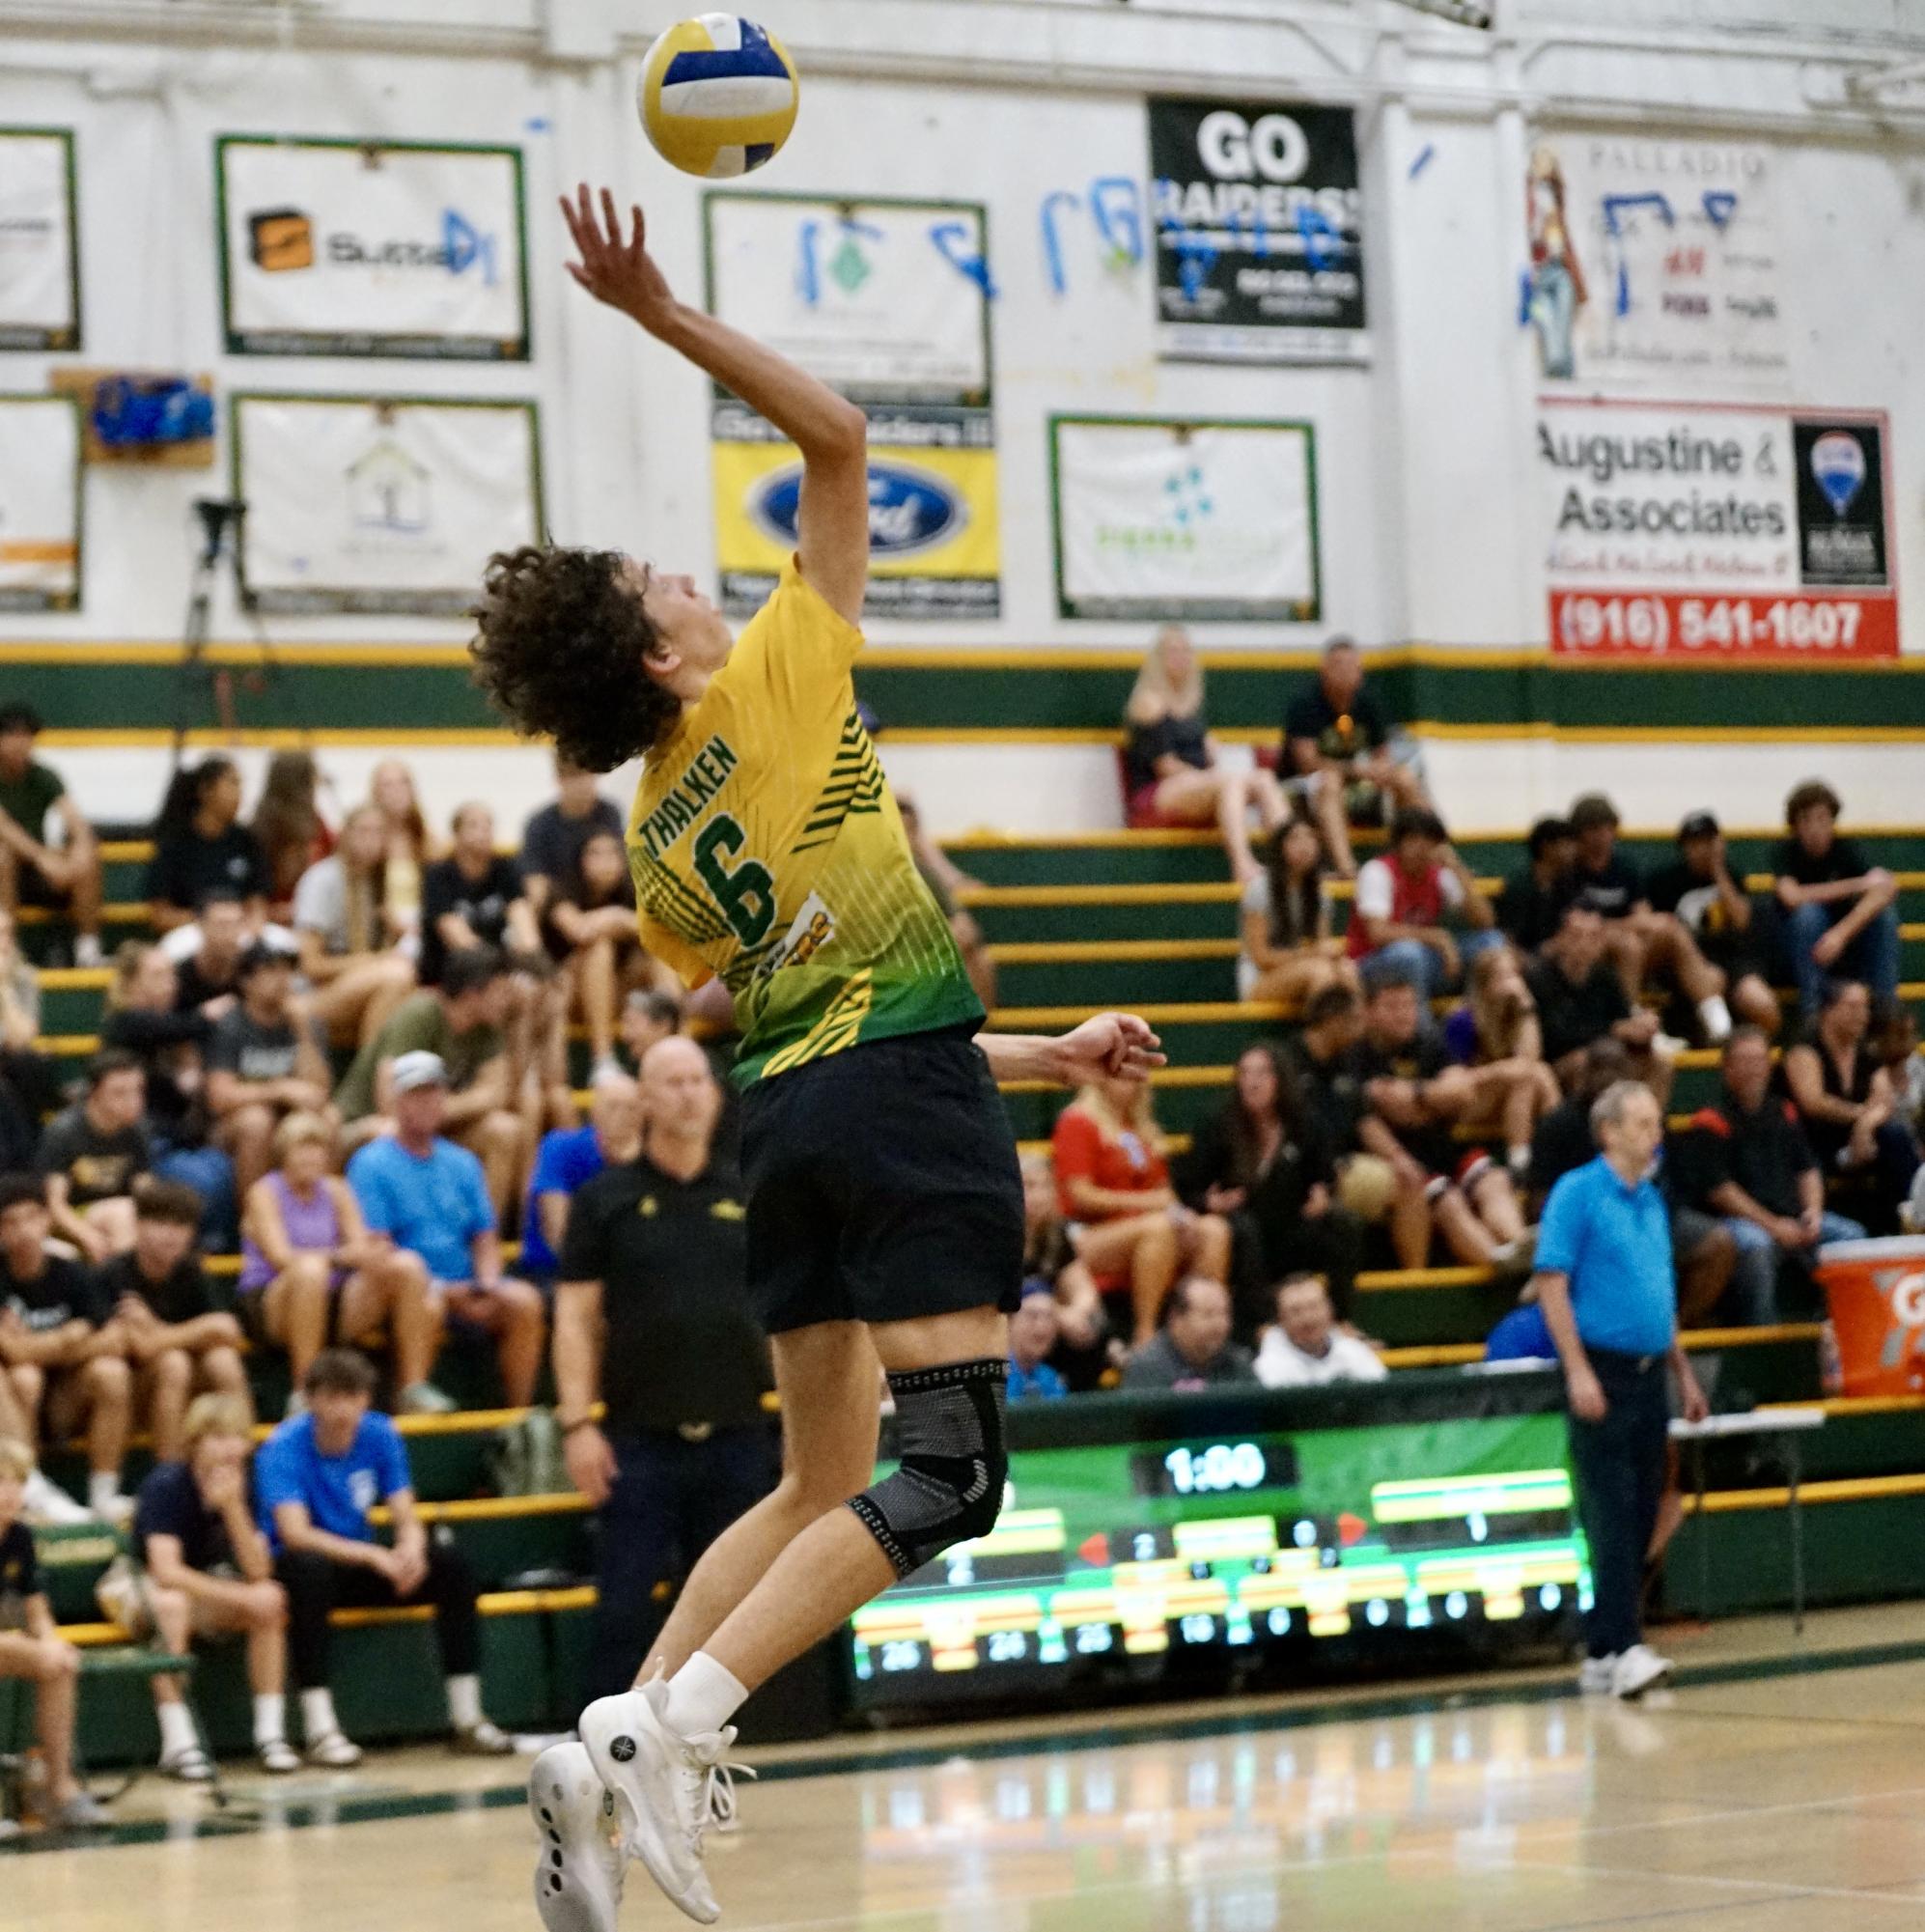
left=1121, top=1275, right=1258, bottom=1393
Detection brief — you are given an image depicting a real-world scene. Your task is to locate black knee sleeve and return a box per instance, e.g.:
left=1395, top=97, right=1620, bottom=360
left=846, top=1358, right=1008, bottom=1580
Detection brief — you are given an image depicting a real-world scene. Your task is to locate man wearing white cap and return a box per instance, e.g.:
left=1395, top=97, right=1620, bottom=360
left=345, top=1051, right=546, bottom=1409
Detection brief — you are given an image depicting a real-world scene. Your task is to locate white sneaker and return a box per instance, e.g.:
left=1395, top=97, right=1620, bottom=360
left=1612, top=1643, right=1672, bottom=1699
left=73, top=933, right=103, bottom=969
left=22, top=1468, right=94, bottom=1526
left=580, top=1677, right=741, bottom=1925
left=306, top=1729, right=363, bottom=1769
left=1577, top=1654, right=1618, bottom=1694
left=531, top=1742, right=626, bottom=1932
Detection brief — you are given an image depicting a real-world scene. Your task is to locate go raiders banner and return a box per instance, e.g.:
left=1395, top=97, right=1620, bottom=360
left=0, top=129, right=80, bottom=350
left=218, top=137, right=529, bottom=359
left=0, top=395, right=81, bottom=611
left=1149, top=98, right=1366, bottom=364
left=234, top=394, right=543, bottom=616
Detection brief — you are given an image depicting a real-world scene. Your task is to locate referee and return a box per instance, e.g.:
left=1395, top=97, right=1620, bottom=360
left=554, top=1036, right=775, bottom=1699
left=1533, top=1078, right=1708, bottom=1700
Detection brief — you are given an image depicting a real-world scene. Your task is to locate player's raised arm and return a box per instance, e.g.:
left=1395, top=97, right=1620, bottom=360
left=562, top=184, right=870, bottom=625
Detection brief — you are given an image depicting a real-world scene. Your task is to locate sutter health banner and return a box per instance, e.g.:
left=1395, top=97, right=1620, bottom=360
left=219, top=137, right=528, bottom=359
left=1540, top=398, right=1894, bottom=658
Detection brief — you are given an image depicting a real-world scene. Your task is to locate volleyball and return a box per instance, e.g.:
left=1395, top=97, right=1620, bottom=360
left=637, top=14, right=799, bottom=180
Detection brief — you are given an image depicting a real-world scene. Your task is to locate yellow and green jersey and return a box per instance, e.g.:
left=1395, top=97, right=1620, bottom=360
left=626, top=558, right=982, bottom=1084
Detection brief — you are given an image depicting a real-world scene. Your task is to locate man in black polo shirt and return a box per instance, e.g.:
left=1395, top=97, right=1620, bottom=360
left=1676, top=1027, right=1865, bottom=1326
left=555, top=1035, right=774, bottom=1699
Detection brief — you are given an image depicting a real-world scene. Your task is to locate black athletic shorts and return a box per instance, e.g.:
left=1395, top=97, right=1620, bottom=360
left=740, top=1022, right=1024, bottom=1336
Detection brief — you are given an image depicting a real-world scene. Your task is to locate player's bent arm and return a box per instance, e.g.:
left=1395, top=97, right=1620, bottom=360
left=976, top=1013, right=1165, bottom=1088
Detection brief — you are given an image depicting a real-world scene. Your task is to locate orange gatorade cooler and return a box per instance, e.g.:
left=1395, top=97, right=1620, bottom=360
left=1816, top=1237, right=1925, bottom=1395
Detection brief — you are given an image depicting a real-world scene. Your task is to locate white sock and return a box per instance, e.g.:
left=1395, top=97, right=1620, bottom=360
left=87, top=1470, right=122, bottom=1512
left=253, top=1693, right=286, bottom=1748
left=1699, top=994, right=1734, bottom=1042
left=156, top=1698, right=198, bottom=1761
left=301, top=1686, right=341, bottom=1742
left=661, top=1653, right=748, bottom=1738
left=446, top=1673, right=482, bottom=1730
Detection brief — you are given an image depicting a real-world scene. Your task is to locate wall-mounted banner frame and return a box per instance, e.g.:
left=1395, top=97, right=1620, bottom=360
left=0, top=129, right=80, bottom=350
left=0, top=394, right=81, bottom=611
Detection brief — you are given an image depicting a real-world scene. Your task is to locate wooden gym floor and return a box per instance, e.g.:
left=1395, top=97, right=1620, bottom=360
left=14, top=1604, right=1925, bottom=1931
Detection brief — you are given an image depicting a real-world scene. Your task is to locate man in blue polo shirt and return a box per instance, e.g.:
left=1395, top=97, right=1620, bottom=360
left=1533, top=1078, right=1708, bottom=1700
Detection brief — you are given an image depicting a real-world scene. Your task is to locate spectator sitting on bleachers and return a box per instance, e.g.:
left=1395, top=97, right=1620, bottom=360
left=206, top=941, right=333, bottom=1204
left=1350, top=969, right=1533, bottom=1272
left=1647, top=811, right=1782, bottom=1035
left=1563, top=795, right=1733, bottom=1041
left=420, top=800, right=538, bottom=988
left=335, top=948, right=526, bottom=1218
left=1007, top=1282, right=1068, bottom=1402
left=1494, top=817, right=1576, bottom=956
left=0, top=1358, right=92, bottom=1525
left=252, top=751, right=332, bottom=922
left=0, top=1435, right=108, bottom=1825
left=1441, top=945, right=1562, bottom=1182
left=1238, top=815, right=1356, bottom=1007
left=543, top=828, right=650, bottom=1084
left=0, top=1175, right=132, bottom=1519
left=1782, top=978, right=1920, bottom=1230
left=0, top=703, right=103, bottom=968
left=1775, top=780, right=1900, bottom=1020
left=621, top=985, right=683, bottom=1070
left=0, top=908, right=50, bottom=1165
left=241, top=1111, right=445, bottom=1414
left=1122, top=626, right=1292, bottom=887
left=1018, top=1152, right=1108, bottom=1390
left=521, top=1068, right=643, bottom=1286
left=1526, top=904, right=1670, bottom=1099
left=1120, top=1275, right=1257, bottom=1392
left=1345, top=808, right=1502, bottom=997
left=897, top=794, right=997, bottom=1014
left=40, top=1050, right=152, bottom=1260
left=135, top=1392, right=299, bottom=1780
left=1052, top=1073, right=1234, bottom=1347
left=1282, top=636, right=1428, bottom=877
left=1876, top=1005, right=1925, bottom=1139
left=1176, top=1041, right=1364, bottom=1328
left=292, top=803, right=417, bottom=1050
left=1529, top=1037, right=1632, bottom=1198
left=346, top=1051, right=545, bottom=1408
left=366, top=759, right=432, bottom=950
left=1677, top=1027, right=1865, bottom=1325
left=517, top=752, right=624, bottom=921
left=147, top=756, right=269, bottom=937
left=1253, top=1273, right=1387, bottom=1388
left=96, top=1180, right=251, bottom=1463
left=163, top=889, right=251, bottom=1009
left=256, top=1347, right=512, bottom=1765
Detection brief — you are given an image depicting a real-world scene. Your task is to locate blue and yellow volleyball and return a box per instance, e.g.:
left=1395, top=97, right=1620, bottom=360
left=638, top=14, right=799, bottom=180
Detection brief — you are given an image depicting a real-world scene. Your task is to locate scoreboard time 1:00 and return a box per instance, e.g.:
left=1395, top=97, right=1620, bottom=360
left=1130, top=1440, right=1297, bottom=1497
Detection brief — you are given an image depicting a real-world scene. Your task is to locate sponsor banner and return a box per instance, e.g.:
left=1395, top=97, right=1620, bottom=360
left=0, top=129, right=79, bottom=350
left=705, top=193, right=991, bottom=405
left=1540, top=398, right=1895, bottom=658
left=234, top=394, right=543, bottom=616
left=712, top=436, right=999, bottom=619
left=1148, top=98, right=1366, bottom=364
left=218, top=137, right=529, bottom=359
left=1524, top=131, right=1784, bottom=392
left=0, top=395, right=81, bottom=611
left=1050, top=415, right=1319, bottom=622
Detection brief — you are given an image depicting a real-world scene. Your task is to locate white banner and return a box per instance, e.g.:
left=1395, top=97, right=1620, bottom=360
left=219, top=138, right=528, bottom=359
left=0, top=130, right=78, bottom=350
left=0, top=396, right=81, bottom=611
left=1524, top=131, right=1784, bottom=393
left=705, top=194, right=991, bottom=403
left=235, top=395, right=542, bottom=616
left=1539, top=398, right=1896, bottom=658
left=1050, top=416, right=1319, bottom=621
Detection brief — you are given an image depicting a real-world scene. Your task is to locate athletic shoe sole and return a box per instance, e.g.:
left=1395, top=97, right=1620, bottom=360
left=580, top=1693, right=719, bottom=1925
left=530, top=1742, right=625, bottom=1932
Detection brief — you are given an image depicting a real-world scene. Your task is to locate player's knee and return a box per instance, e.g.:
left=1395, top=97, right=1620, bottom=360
left=845, top=1360, right=1008, bottom=1581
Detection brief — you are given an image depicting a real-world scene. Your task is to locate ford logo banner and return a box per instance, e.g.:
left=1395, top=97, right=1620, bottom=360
left=749, top=460, right=965, bottom=557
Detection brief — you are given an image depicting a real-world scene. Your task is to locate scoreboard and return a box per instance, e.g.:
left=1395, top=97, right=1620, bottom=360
left=848, top=1368, right=1584, bottom=1708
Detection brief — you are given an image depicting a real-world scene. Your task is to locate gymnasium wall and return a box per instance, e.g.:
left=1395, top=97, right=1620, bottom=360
left=1, top=0, right=1922, bottom=837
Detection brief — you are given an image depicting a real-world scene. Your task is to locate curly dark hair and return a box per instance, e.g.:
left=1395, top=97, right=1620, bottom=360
left=469, top=546, right=682, bottom=772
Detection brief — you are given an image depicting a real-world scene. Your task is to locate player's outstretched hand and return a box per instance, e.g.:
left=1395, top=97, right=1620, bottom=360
left=1055, top=1012, right=1166, bottom=1087
left=559, top=182, right=678, bottom=333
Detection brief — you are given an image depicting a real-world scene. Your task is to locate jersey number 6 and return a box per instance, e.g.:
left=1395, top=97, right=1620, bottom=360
left=693, top=814, right=776, bottom=947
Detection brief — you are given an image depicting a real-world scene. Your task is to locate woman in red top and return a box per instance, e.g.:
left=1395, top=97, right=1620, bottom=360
left=1052, top=1073, right=1234, bottom=1346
